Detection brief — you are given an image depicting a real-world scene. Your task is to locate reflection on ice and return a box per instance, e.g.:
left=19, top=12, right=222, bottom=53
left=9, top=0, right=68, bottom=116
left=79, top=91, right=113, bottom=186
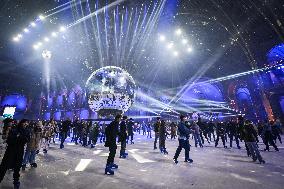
left=75, top=159, right=92, bottom=172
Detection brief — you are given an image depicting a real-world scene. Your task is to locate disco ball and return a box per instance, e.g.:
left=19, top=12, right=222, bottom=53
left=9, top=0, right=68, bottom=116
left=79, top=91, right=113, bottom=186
left=86, top=66, right=136, bottom=116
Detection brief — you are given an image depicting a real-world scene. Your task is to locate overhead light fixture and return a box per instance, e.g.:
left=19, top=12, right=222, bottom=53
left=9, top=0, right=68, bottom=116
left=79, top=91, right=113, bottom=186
left=31, top=22, right=36, bottom=27
left=175, top=28, right=182, bottom=35
left=39, top=15, right=45, bottom=20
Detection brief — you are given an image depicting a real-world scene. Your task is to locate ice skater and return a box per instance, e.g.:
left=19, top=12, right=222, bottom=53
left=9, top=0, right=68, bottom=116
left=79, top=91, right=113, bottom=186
left=104, top=115, right=122, bottom=175
left=173, top=115, right=193, bottom=164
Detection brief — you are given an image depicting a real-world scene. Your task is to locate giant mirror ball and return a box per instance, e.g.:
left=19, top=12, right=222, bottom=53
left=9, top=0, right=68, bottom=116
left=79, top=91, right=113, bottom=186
left=86, top=66, right=136, bottom=116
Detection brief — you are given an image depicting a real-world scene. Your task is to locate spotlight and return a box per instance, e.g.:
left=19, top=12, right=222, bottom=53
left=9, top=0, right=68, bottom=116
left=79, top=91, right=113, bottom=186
left=175, top=29, right=182, bottom=35
left=44, top=37, right=49, bottom=42
left=59, top=26, right=66, bottom=32
left=173, top=51, right=179, bottom=56
left=33, top=44, right=39, bottom=50
left=182, top=39, right=188, bottom=44
left=51, top=32, right=57, bottom=37
left=39, top=15, right=45, bottom=20
left=187, top=47, right=193, bottom=52
left=167, top=43, right=174, bottom=49
left=159, top=35, right=166, bottom=42
left=17, top=34, right=23, bottom=38
left=37, top=42, right=43, bottom=46
left=13, top=37, right=19, bottom=42
left=31, top=22, right=36, bottom=27
left=23, top=28, right=29, bottom=33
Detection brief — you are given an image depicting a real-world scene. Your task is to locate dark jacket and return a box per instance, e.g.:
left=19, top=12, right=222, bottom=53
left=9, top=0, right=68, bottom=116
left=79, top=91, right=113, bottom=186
left=159, top=123, right=169, bottom=140
left=4, top=127, right=30, bottom=169
left=216, top=123, right=226, bottom=136
left=61, top=120, right=71, bottom=133
left=243, top=124, right=258, bottom=142
left=154, top=122, right=160, bottom=133
left=177, top=121, right=190, bottom=139
left=119, top=120, right=127, bottom=141
left=105, top=120, right=119, bottom=147
left=127, top=121, right=134, bottom=134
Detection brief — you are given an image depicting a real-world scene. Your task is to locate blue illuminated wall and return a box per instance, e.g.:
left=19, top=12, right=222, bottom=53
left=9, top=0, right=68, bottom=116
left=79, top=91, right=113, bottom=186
left=1, top=94, right=27, bottom=111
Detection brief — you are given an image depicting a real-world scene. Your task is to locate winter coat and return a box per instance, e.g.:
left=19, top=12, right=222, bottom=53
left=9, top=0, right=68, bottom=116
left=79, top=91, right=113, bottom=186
left=42, top=124, right=52, bottom=138
left=3, top=127, right=30, bottom=169
left=127, top=121, right=134, bottom=134
left=26, top=128, right=42, bottom=151
left=119, top=120, right=127, bottom=141
left=243, top=124, right=258, bottom=142
left=177, top=121, right=190, bottom=140
left=154, top=122, right=160, bottom=133
left=159, top=123, right=169, bottom=140
left=216, top=124, right=226, bottom=136
left=191, top=123, right=201, bottom=135
left=105, top=120, right=119, bottom=148
left=61, top=120, right=71, bottom=133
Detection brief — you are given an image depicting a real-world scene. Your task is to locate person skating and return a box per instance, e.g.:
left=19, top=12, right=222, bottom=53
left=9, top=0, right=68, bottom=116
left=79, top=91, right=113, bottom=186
left=22, top=121, right=42, bottom=170
left=72, top=118, right=80, bottom=144
left=228, top=120, right=241, bottom=149
left=170, top=122, right=177, bottom=140
left=207, top=121, right=216, bottom=141
left=0, top=119, right=30, bottom=189
left=243, top=120, right=265, bottom=164
left=192, top=122, right=203, bottom=148
left=272, top=121, right=282, bottom=144
left=173, top=115, right=193, bottom=164
left=100, top=123, right=106, bottom=143
left=60, top=118, right=71, bottom=149
left=119, top=116, right=128, bottom=158
left=147, top=123, right=152, bottom=138
left=89, top=122, right=100, bottom=148
left=159, top=120, right=170, bottom=154
left=197, top=118, right=206, bottom=144
left=81, top=121, right=89, bottom=147
left=42, top=121, right=52, bottom=153
left=153, top=117, right=161, bottom=150
left=215, top=122, right=227, bottom=148
left=262, top=120, right=279, bottom=152
left=142, top=121, right=147, bottom=135
left=127, top=118, right=134, bottom=144
left=104, top=114, right=122, bottom=175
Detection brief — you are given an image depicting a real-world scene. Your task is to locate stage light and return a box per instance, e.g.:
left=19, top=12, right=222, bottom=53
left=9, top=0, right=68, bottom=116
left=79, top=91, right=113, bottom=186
left=13, top=37, right=19, bottom=42
left=173, top=51, right=179, bottom=56
left=159, top=35, right=166, bottom=42
left=51, top=32, right=57, bottom=37
left=23, top=28, right=29, bottom=33
left=44, top=37, right=49, bottom=42
left=167, top=43, right=174, bottom=49
left=175, top=28, right=182, bottom=35
left=187, top=47, right=193, bottom=52
left=33, top=44, right=39, bottom=50
left=31, top=22, right=36, bottom=27
left=37, top=42, right=43, bottom=46
left=17, top=34, right=23, bottom=38
left=39, top=14, right=45, bottom=20
left=59, top=26, right=66, bottom=32
left=182, top=39, right=188, bottom=44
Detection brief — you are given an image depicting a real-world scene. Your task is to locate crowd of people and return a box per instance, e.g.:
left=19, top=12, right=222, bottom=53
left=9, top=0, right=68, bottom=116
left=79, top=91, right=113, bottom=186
left=0, top=115, right=282, bottom=188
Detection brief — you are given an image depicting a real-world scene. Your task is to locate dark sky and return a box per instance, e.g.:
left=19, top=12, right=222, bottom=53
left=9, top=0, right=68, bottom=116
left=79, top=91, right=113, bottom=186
left=0, top=0, right=283, bottom=96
